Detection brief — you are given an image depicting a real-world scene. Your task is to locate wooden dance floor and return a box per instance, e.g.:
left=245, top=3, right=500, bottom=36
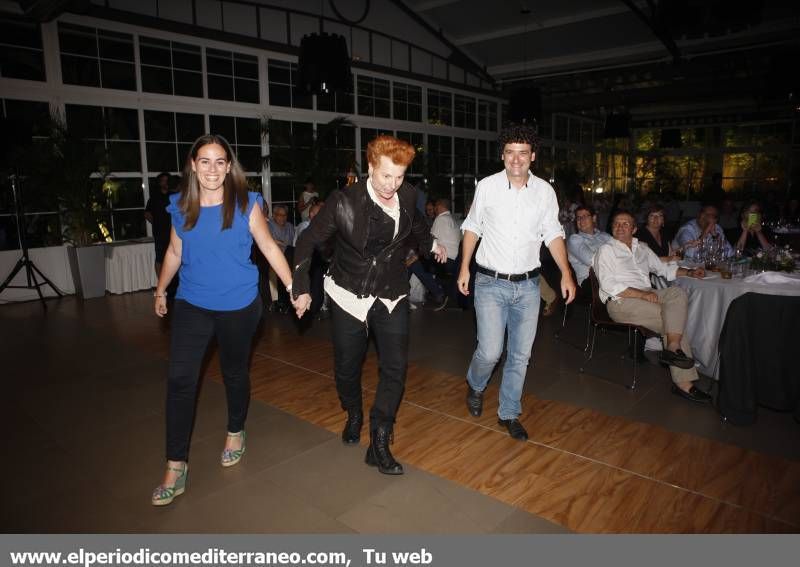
left=2, top=292, right=798, bottom=533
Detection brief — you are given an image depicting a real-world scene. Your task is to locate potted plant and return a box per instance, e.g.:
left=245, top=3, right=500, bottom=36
left=21, top=114, right=109, bottom=298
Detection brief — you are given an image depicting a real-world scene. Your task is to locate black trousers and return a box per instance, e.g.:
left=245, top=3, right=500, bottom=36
left=166, top=296, right=262, bottom=461
left=330, top=298, right=409, bottom=431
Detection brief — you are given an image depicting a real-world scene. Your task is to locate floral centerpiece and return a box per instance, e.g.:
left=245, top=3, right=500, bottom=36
left=749, top=245, right=797, bottom=273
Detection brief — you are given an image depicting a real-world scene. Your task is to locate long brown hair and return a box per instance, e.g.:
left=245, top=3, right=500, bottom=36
left=177, top=134, right=249, bottom=231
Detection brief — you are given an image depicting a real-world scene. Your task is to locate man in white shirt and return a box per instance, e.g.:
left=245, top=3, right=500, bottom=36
left=293, top=135, right=446, bottom=475
left=458, top=123, right=576, bottom=441
left=594, top=211, right=711, bottom=404
left=567, top=204, right=612, bottom=293
left=430, top=197, right=462, bottom=306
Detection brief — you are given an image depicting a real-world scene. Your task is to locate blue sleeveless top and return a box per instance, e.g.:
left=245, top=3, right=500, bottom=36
left=167, top=191, right=263, bottom=311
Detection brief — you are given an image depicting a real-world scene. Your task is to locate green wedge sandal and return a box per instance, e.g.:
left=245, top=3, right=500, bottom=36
left=221, top=431, right=246, bottom=467
left=151, top=463, right=188, bottom=506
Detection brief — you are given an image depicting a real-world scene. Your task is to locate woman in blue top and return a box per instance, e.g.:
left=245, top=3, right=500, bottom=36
left=151, top=134, right=295, bottom=506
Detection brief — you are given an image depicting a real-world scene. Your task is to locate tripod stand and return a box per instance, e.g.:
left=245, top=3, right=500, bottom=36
left=0, top=174, right=63, bottom=307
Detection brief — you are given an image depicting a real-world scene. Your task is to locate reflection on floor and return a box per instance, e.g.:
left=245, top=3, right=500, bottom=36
left=1, top=292, right=797, bottom=533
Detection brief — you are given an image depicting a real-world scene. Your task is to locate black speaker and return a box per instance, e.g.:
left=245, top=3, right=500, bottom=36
left=603, top=113, right=630, bottom=139
left=297, top=33, right=352, bottom=95
left=508, top=86, right=542, bottom=125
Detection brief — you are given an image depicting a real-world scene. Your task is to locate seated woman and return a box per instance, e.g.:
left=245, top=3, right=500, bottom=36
left=637, top=204, right=677, bottom=261
left=733, top=201, right=772, bottom=254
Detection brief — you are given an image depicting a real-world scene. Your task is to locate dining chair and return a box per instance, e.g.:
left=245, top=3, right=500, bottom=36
left=554, top=269, right=592, bottom=352
left=579, top=268, right=664, bottom=390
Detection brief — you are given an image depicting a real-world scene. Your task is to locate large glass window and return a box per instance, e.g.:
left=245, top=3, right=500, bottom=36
left=453, top=176, right=476, bottom=216
left=206, top=48, right=259, bottom=103
left=477, top=99, right=497, bottom=132
left=427, top=135, right=452, bottom=174
left=477, top=139, right=500, bottom=177
left=316, top=88, right=354, bottom=114
left=267, top=59, right=312, bottom=109
left=268, top=119, right=313, bottom=174
left=0, top=17, right=45, bottom=81
left=393, top=82, right=422, bottom=122
left=63, top=104, right=144, bottom=240
left=99, top=177, right=148, bottom=240
left=453, top=94, right=476, bottom=129
left=66, top=105, right=140, bottom=172
left=357, top=76, right=391, bottom=118
left=59, top=23, right=135, bottom=90
left=140, top=36, right=203, bottom=98
left=268, top=119, right=313, bottom=219
left=209, top=115, right=262, bottom=172
left=324, top=124, right=356, bottom=177
left=454, top=137, right=476, bottom=174
left=427, top=89, right=452, bottom=126
left=144, top=110, right=204, bottom=173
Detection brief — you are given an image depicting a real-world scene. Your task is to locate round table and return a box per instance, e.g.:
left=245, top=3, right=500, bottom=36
left=674, top=271, right=800, bottom=377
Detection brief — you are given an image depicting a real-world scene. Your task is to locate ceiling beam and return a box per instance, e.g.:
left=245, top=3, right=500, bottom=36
left=490, top=21, right=800, bottom=81
left=389, top=0, right=493, bottom=83
left=453, top=5, right=637, bottom=46
left=414, top=0, right=462, bottom=11
left=620, top=0, right=681, bottom=62
left=489, top=41, right=669, bottom=78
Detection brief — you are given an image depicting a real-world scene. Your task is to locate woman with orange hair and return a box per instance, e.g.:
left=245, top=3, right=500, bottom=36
left=293, top=135, right=446, bottom=475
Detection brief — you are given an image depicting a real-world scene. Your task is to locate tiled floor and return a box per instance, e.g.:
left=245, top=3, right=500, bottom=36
left=1, top=291, right=797, bottom=532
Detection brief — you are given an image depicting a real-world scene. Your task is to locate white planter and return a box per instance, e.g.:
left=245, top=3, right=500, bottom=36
left=67, top=244, right=106, bottom=299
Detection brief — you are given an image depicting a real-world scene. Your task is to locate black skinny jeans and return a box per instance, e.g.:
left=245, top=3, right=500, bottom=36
left=330, top=298, right=409, bottom=431
left=166, top=296, right=262, bottom=461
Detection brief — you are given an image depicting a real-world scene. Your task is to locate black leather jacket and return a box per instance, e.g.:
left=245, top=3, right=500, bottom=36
left=292, top=180, right=434, bottom=300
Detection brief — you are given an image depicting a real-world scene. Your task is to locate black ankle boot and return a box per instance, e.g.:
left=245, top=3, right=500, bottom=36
left=341, top=408, right=363, bottom=444
left=365, top=424, right=403, bottom=475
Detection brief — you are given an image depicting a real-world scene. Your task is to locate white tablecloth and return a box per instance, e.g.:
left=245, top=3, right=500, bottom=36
left=675, top=272, right=800, bottom=377
left=105, top=241, right=157, bottom=294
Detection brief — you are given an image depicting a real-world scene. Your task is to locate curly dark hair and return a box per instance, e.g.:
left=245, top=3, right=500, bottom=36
left=498, top=122, right=540, bottom=153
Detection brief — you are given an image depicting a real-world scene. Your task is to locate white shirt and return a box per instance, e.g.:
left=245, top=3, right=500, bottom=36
left=594, top=237, right=679, bottom=303
left=323, top=179, right=405, bottom=322
left=461, top=170, right=563, bottom=274
left=430, top=211, right=461, bottom=260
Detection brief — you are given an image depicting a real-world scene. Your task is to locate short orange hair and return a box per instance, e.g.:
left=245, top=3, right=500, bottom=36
left=367, top=135, right=416, bottom=168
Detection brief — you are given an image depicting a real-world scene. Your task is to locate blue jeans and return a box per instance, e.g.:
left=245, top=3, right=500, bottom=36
left=466, top=272, right=541, bottom=420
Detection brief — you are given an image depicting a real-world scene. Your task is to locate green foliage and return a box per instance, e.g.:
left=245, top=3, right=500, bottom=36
left=14, top=114, right=106, bottom=246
